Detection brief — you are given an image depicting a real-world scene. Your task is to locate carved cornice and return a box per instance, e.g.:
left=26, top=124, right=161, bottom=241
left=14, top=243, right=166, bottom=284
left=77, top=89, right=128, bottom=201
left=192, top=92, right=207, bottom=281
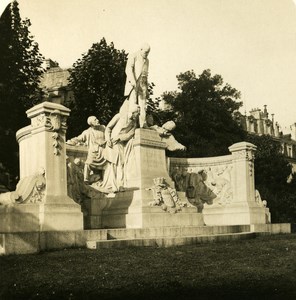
left=231, top=149, right=255, bottom=162
left=16, top=125, right=32, bottom=143
left=133, top=128, right=167, bottom=149
left=133, top=137, right=167, bottom=149
left=26, top=101, right=70, bottom=118
left=29, top=106, right=68, bottom=156
left=169, top=155, right=233, bottom=170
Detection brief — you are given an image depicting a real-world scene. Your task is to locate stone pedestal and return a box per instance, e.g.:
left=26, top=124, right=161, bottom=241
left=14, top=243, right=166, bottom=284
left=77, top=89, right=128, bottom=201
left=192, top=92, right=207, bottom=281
left=4, top=101, right=84, bottom=232
left=126, top=129, right=174, bottom=188
left=83, top=190, right=134, bottom=229
left=89, top=129, right=204, bottom=229
left=203, top=142, right=269, bottom=225
left=125, top=190, right=204, bottom=228
left=0, top=203, right=83, bottom=232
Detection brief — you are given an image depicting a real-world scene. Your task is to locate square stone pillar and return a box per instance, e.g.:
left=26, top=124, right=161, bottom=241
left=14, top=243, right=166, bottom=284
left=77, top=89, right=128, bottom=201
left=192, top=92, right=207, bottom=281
left=203, top=142, right=269, bottom=225
left=26, top=102, right=70, bottom=199
left=126, top=129, right=174, bottom=190
left=5, top=101, right=84, bottom=232
left=121, top=129, right=203, bottom=228
left=229, top=142, right=257, bottom=204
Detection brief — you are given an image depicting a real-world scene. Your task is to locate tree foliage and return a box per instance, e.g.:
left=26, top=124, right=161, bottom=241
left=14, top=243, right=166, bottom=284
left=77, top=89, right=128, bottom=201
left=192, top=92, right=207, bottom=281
left=0, top=1, right=44, bottom=184
left=246, top=134, right=291, bottom=187
left=0, top=1, right=44, bottom=129
left=66, top=38, right=128, bottom=138
left=159, top=69, right=246, bottom=157
left=246, top=134, right=296, bottom=222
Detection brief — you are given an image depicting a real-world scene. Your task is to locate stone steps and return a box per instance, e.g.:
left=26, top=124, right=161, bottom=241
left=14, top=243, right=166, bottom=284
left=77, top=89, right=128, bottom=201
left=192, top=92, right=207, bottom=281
left=86, top=232, right=257, bottom=249
left=85, top=223, right=291, bottom=250
left=104, top=224, right=250, bottom=240
left=85, top=224, right=259, bottom=249
left=0, top=223, right=290, bottom=255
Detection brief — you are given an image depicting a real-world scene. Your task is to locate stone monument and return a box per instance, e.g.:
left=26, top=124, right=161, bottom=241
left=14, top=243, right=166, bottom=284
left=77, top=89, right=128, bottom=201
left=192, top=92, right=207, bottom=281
left=0, top=102, right=83, bottom=232
left=0, top=43, right=271, bottom=235
left=64, top=43, right=270, bottom=229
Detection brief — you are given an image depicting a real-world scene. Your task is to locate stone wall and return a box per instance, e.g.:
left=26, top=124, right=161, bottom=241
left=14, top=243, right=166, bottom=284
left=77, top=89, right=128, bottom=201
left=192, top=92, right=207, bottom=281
left=65, top=140, right=271, bottom=227
left=168, top=142, right=270, bottom=225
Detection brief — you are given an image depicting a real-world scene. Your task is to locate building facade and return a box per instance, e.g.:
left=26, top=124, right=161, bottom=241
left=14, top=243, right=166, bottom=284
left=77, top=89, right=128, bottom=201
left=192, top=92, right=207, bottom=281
left=40, top=59, right=74, bottom=105
left=234, top=105, right=296, bottom=171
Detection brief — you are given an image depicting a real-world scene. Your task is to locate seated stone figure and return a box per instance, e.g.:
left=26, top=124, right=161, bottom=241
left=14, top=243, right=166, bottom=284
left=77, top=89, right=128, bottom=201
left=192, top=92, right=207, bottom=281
left=66, top=116, right=106, bottom=183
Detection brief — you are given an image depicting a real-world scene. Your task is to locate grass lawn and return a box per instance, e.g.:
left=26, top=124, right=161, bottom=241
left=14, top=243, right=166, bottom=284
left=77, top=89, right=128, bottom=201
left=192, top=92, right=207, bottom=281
left=1, top=234, right=296, bottom=300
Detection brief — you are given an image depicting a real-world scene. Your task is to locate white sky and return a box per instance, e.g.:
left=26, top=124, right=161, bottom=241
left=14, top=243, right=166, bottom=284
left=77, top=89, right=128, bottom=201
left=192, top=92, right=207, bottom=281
left=2, top=0, right=296, bottom=130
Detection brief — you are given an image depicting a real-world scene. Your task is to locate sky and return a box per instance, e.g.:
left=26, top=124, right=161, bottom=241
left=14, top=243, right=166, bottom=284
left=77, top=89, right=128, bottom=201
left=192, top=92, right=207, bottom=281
left=1, top=0, right=296, bottom=131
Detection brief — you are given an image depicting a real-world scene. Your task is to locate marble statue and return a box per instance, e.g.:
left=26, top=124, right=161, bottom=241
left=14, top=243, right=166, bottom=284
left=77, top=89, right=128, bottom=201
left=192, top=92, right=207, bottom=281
left=185, top=169, right=216, bottom=212
left=0, top=167, right=46, bottom=205
left=150, top=121, right=186, bottom=151
left=66, top=116, right=106, bottom=183
left=255, top=189, right=267, bottom=207
left=67, top=157, right=89, bottom=204
left=94, top=104, right=140, bottom=193
left=124, top=43, right=150, bottom=128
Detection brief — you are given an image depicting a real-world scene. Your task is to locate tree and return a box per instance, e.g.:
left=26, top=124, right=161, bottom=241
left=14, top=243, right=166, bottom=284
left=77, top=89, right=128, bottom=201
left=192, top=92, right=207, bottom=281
left=66, top=38, right=128, bottom=138
left=246, top=134, right=296, bottom=222
left=0, top=1, right=44, bottom=185
left=159, top=69, right=246, bottom=157
left=246, top=134, right=291, bottom=187
left=0, top=1, right=44, bottom=129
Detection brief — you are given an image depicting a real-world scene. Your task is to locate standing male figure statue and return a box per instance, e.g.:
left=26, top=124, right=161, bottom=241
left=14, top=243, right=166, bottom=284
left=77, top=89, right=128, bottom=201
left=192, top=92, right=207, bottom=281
left=124, top=43, right=150, bottom=128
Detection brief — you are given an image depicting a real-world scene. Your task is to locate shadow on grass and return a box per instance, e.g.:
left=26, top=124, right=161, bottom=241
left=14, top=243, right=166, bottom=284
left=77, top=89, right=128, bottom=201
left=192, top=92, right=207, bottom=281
left=1, top=235, right=296, bottom=299
left=3, top=283, right=296, bottom=300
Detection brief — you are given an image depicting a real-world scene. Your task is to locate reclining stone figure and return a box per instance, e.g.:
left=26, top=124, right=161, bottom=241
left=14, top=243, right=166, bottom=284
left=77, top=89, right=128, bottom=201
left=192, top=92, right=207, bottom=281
left=150, top=120, right=186, bottom=151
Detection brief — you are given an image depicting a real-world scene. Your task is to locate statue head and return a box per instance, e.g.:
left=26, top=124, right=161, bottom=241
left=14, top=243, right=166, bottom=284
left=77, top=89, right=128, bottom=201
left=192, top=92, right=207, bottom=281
left=162, top=121, right=176, bottom=132
left=74, top=158, right=81, bottom=166
left=87, top=116, right=100, bottom=127
left=140, top=43, right=150, bottom=59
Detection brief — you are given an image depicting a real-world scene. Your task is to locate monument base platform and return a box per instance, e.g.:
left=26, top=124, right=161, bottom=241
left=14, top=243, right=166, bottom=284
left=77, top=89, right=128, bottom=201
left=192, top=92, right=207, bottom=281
left=125, top=208, right=204, bottom=228
left=0, top=223, right=291, bottom=255
left=0, top=198, right=83, bottom=232
left=83, top=189, right=204, bottom=229
left=203, top=202, right=271, bottom=226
